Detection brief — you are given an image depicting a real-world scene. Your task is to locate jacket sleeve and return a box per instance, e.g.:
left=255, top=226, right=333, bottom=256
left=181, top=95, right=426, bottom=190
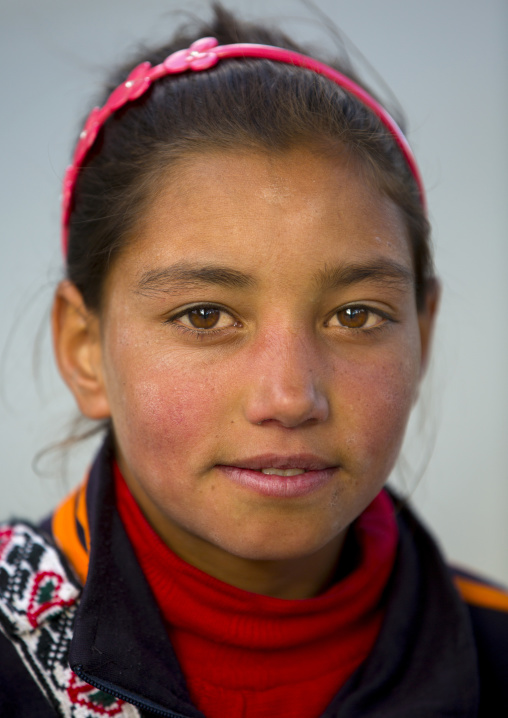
left=0, top=629, right=56, bottom=717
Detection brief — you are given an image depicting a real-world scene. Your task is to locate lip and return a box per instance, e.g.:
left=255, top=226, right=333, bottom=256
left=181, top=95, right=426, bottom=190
left=221, top=453, right=336, bottom=472
left=216, top=454, right=338, bottom=498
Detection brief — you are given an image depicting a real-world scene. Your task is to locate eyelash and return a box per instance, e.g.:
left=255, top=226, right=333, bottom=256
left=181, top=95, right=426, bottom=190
left=165, top=303, right=395, bottom=339
left=166, top=304, right=239, bottom=339
left=325, top=305, right=394, bottom=334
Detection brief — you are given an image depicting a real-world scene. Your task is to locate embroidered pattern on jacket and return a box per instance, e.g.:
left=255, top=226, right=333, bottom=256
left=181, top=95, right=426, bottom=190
left=0, top=523, right=140, bottom=717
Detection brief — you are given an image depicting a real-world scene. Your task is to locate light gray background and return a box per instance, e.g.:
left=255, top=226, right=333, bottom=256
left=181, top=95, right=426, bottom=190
left=1, top=0, right=507, bottom=583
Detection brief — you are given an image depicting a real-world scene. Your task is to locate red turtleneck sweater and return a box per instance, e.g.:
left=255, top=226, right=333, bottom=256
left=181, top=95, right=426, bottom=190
left=114, top=465, right=398, bottom=718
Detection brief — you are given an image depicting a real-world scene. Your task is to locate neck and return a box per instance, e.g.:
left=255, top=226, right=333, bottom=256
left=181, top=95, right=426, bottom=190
left=154, top=527, right=347, bottom=599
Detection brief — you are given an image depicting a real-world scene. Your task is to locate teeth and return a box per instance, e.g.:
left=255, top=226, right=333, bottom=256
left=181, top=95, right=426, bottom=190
left=260, top=468, right=306, bottom=476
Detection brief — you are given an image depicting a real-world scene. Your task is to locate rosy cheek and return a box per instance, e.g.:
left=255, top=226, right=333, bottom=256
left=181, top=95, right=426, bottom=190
left=127, top=378, right=210, bottom=438
left=337, top=352, right=419, bottom=467
left=105, top=303, right=228, bottom=440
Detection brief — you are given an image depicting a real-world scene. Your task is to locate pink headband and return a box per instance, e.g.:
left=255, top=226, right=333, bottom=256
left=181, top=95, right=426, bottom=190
left=62, top=37, right=426, bottom=256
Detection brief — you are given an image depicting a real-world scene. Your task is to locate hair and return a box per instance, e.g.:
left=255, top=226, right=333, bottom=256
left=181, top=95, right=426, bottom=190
left=66, top=3, right=434, bottom=313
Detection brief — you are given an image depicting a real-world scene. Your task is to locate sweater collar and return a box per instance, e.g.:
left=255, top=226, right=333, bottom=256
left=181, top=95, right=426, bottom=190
left=114, top=461, right=398, bottom=717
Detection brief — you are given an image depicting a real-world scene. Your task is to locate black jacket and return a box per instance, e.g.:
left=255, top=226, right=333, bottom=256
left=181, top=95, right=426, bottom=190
left=1, top=439, right=507, bottom=717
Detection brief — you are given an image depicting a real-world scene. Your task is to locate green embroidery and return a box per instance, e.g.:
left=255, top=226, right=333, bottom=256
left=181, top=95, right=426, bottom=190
left=89, top=690, right=117, bottom=708
left=37, top=580, right=55, bottom=604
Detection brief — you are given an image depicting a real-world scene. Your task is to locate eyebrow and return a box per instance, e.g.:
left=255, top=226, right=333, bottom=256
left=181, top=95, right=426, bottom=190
left=314, top=259, right=414, bottom=292
left=136, top=258, right=414, bottom=296
left=137, top=261, right=256, bottom=296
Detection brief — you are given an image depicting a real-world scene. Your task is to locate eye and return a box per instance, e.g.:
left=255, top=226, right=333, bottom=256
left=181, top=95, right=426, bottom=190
left=170, top=304, right=238, bottom=332
left=327, top=306, right=389, bottom=330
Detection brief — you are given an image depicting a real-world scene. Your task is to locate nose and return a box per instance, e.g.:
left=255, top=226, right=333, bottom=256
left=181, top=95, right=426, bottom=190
left=243, top=327, right=330, bottom=428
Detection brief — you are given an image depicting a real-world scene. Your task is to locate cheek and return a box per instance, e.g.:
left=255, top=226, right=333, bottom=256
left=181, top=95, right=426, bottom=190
left=105, top=343, right=228, bottom=466
left=336, top=348, right=420, bottom=472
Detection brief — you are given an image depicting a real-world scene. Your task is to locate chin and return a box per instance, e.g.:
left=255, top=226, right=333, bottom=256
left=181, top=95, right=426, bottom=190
left=211, top=524, right=344, bottom=563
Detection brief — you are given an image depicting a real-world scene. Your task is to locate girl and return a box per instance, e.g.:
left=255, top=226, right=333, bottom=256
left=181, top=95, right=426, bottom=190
left=0, top=5, right=506, bottom=717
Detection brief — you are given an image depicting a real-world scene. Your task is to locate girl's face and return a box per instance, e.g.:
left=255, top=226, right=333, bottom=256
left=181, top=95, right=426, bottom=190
left=71, top=148, right=435, bottom=577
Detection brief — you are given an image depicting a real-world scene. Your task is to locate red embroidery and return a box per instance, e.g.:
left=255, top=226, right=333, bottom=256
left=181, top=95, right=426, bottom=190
left=67, top=673, right=126, bottom=715
left=0, top=528, right=13, bottom=561
left=27, top=571, right=76, bottom=628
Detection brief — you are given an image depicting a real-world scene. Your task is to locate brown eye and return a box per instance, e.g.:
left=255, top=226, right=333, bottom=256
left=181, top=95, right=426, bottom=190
left=171, top=305, right=239, bottom=334
left=337, top=307, right=369, bottom=328
left=327, top=306, right=388, bottom=331
left=188, top=307, right=222, bottom=329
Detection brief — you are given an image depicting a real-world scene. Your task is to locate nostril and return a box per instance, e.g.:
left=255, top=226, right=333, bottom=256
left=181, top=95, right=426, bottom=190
left=248, top=393, right=329, bottom=429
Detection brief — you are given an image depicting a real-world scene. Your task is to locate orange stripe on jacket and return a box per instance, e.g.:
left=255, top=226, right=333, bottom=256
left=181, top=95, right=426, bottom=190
left=75, top=479, right=91, bottom=554
left=52, top=478, right=90, bottom=584
left=454, top=574, right=508, bottom=613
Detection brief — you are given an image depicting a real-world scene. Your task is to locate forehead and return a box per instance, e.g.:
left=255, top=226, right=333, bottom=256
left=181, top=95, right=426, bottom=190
left=116, top=147, right=413, bottom=287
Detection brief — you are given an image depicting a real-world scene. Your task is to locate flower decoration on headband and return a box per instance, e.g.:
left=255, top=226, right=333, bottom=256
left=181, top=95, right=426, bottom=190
left=61, top=37, right=223, bottom=252
left=62, top=37, right=426, bottom=255
left=163, top=37, right=220, bottom=73
left=107, top=62, right=153, bottom=111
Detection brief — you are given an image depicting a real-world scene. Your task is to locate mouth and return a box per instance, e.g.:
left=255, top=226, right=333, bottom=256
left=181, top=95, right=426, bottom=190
left=222, top=453, right=336, bottom=473
left=216, top=454, right=338, bottom=498
left=258, top=467, right=307, bottom=476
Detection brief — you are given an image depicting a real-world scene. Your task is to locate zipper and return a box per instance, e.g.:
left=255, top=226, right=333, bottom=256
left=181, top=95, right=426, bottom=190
left=73, top=665, right=192, bottom=718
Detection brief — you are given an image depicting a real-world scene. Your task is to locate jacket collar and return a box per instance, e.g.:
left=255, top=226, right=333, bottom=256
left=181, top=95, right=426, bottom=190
left=325, top=500, right=480, bottom=717
left=68, top=437, right=204, bottom=718
left=68, top=437, right=480, bottom=717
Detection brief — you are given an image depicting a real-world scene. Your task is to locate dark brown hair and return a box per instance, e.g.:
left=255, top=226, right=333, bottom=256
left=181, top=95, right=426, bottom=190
left=66, top=4, right=434, bottom=312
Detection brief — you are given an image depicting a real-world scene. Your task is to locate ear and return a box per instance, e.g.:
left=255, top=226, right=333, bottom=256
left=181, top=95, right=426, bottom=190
left=418, top=278, right=440, bottom=378
left=51, top=281, right=111, bottom=419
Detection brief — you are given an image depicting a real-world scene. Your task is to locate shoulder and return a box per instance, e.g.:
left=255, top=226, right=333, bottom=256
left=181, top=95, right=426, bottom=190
left=0, top=522, right=138, bottom=718
left=0, top=521, right=81, bottom=716
left=452, top=566, right=508, bottom=715
left=0, top=521, right=81, bottom=626
left=453, top=565, right=508, bottom=652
